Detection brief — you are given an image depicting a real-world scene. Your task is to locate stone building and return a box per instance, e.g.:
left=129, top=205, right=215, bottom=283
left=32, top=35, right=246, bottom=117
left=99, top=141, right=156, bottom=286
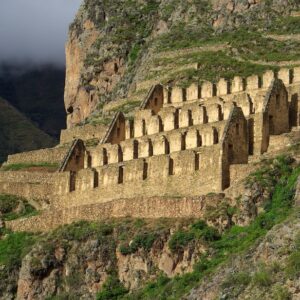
left=0, top=67, right=299, bottom=230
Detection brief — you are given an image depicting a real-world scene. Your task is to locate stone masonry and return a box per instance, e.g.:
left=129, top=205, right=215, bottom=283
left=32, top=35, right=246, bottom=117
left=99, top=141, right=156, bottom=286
left=1, top=67, right=300, bottom=231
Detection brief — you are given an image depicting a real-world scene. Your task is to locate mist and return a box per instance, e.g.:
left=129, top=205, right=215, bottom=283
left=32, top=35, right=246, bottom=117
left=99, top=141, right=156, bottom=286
left=0, top=0, right=82, bottom=69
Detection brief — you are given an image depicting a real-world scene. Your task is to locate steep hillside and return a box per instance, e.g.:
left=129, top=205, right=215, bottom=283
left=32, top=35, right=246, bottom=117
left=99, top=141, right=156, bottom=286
left=0, top=98, right=56, bottom=163
left=65, top=0, right=300, bottom=127
left=0, top=64, right=66, bottom=138
left=2, top=146, right=300, bottom=299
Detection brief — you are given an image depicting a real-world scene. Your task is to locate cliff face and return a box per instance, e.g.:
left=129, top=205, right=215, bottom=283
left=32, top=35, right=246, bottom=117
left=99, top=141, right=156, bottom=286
left=2, top=149, right=300, bottom=299
left=64, top=0, right=300, bottom=127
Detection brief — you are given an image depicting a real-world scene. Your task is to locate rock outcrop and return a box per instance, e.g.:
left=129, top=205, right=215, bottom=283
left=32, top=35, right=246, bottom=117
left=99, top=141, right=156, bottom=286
left=14, top=220, right=205, bottom=299
left=64, top=0, right=300, bottom=127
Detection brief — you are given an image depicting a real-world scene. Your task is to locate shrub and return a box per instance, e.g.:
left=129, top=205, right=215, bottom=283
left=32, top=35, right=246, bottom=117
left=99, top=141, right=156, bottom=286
left=0, top=194, right=18, bottom=214
left=96, top=276, right=128, bottom=300
left=272, top=284, right=291, bottom=300
left=119, top=232, right=158, bottom=255
left=53, top=221, right=114, bottom=242
left=169, top=220, right=220, bottom=252
left=0, top=194, right=37, bottom=221
left=119, top=244, right=132, bottom=256
left=0, top=231, right=38, bottom=269
left=252, top=268, right=272, bottom=287
left=222, top=271, right=251, bottom=289
left=168, top=231, right=195, bottom=252
left=191, top=220, right=207, bottom=231
left=286, top=250, right=300, bottom=278
left=201, top=227, right=220, bottom=242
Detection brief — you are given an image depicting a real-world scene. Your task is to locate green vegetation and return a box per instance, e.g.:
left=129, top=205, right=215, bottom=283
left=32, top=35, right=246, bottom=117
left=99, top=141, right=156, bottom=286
left=121, top=156, right=300, bottom=299
left=272, top=284, right=292, bottom=300
left=148, top=51, right=277, bottom=86
left=0, top=230, right=38, bottom=270
left=252, top=265, right=273, bottom=287
left=222, top=271, right=251, bottom=289
left=168, top=220, right=220, bottom=253
left=83, top=0, right=160, bottom=68
left=96, top=275, right=128, bottom=300
left=85, top=138, right=100, bottom=147
left=286, top=234, right=300, bottom=278
left=268, top=16, right=300, bottom=34
left=147, top=22, right=300, bottom=86
left=1, top=162, right=59, bottom=171
left=0, top=194, right=37, bottom=221
left=120, top=232, right=158, bottom=255
left=51, top=221, right=114, bottom=242
left=149, top=28, right=300, bottom=86
left=111, top=101, right=141, bottom=115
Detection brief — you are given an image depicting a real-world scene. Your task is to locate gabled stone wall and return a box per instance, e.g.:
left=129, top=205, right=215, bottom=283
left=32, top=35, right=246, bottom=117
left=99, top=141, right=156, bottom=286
left=0, top=66, right=299, bottom=231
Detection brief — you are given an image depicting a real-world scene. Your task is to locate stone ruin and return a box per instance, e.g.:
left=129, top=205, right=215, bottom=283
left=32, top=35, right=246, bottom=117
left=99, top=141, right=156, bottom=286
left=1, top=67, right=300, bottom=231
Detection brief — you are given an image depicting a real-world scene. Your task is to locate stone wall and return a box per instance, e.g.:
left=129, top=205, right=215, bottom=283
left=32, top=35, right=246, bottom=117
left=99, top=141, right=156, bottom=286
left=47, top=107, right=247, bottom=209
left=90, top=121, right=226, bottom=168
left=0, top=171, right=70, bottom=203
left=60, top=124, right=107, bottom=144
left=1, top=67, right=299, bottom=233
left=5, top=147, right=68, bottom=165
left=52, top=145, right=223, bottom=209
left=140, top=84, right=164, bottom=114
left=6, top=196, right=208, bottom=232
left=164, top=67, right=300, bottom=106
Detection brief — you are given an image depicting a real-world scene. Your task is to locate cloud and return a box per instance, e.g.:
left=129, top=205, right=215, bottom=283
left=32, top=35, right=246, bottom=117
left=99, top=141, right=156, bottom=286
left=0, top=0, right=82, bottom=67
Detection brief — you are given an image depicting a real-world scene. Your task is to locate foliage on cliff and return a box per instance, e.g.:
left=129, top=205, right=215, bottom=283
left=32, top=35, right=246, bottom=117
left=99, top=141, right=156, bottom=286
left=66, top=0, right=300, bottom=126
left=1, top=152, right=300, bottom=299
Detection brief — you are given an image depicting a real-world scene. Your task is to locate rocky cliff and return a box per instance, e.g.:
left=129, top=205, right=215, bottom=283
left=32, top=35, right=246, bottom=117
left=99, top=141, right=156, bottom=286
left=64, top=0, right=300, bottom=127
left=1, top=149, right=300, bottom=299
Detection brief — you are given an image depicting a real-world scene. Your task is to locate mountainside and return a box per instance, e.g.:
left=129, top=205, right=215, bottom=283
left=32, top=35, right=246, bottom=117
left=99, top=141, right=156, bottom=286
left=65, top=0, right=300, bottom=127
left=1, top=147, right=300, bottom=299
left=0, top=64, right=66, bottom=139
left=1, top=1, right=300, bottom=299
left=0, top=98, right=56, bottom=163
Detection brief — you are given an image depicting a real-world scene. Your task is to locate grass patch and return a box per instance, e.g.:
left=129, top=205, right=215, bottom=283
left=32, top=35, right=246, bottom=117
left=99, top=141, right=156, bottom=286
left=149, top=28, right=299, bottom=86
left=96, top=275, right=128, bottom=300
left=0, top=230, right=38, bottom=270
left=148, top=50, right=277, bottom=86
left=110, top=101, right=141, bottom=115
left=85, top=138, right=100, bottom=147
left=272, top=284, right=291, bottom=300
left=222, top=271, right=251, bottom=289
left=52, top=221, right=114, bottom=242
left=285, top=233, right=300, bottom=278
left=120, top=232, right=158, bottom=255
left=156, top=28, right=300, bottom=61
left=268, top=16, right=300, bottom=34
left=0, top=194, right=37, bottom=221
left=252, top=265, right=273, bottom=287
left=168, top=220, right=220, bottom=253
left=1, top=162, right=59, bottom=171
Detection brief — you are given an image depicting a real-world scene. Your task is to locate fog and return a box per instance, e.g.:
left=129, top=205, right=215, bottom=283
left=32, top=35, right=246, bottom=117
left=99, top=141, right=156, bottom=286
left=0, top=0, right=82, bottom=68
